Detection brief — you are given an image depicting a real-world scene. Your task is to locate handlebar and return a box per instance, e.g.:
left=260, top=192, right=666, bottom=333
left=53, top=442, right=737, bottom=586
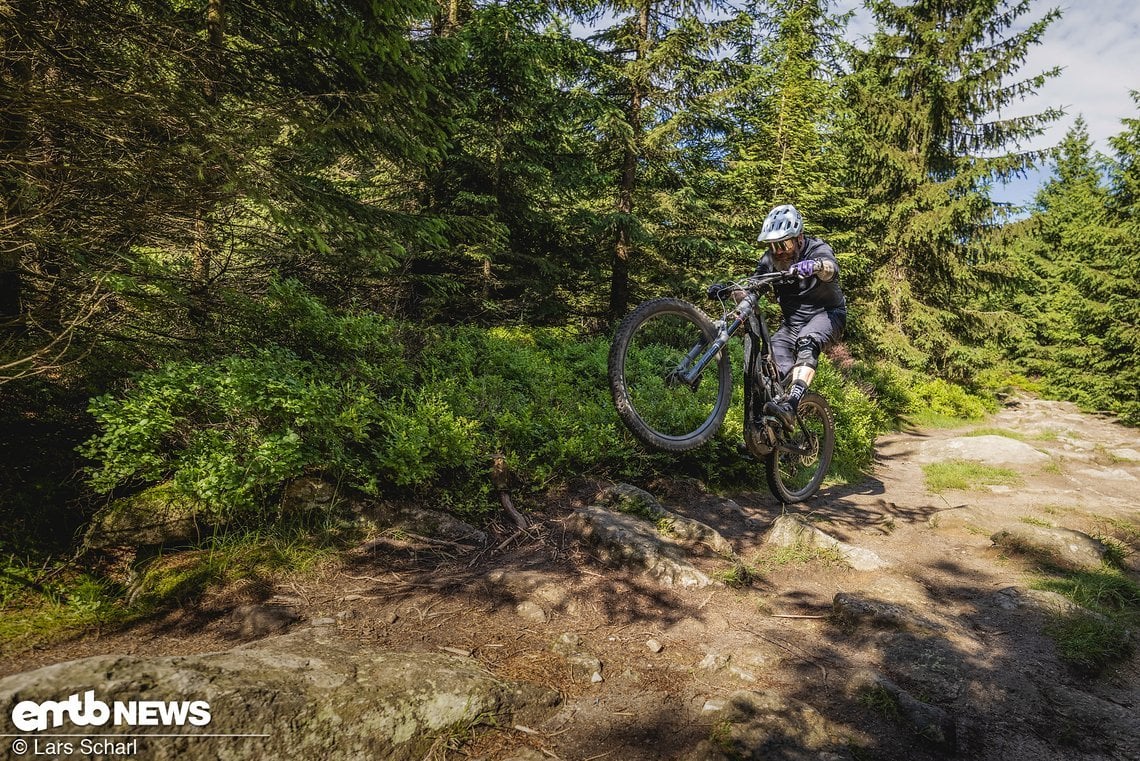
left=743, top=270, right=799, bottom=288
left=707, top=270, right=798, bottom=301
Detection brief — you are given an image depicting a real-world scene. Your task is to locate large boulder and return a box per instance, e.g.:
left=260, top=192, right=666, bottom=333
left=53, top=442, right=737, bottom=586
left=596, top=483, right=736, bottom=557
left=0, top=628, right=559, bottom=760
left=990, top=525, right=1109, bottom=571
left=915, top=435, right=1048, bottom=466
left=764, top=515, right=890, bottom=571
left=83, top=484, right=207, bottom=552
left=566, top=505, right=715, bottom=588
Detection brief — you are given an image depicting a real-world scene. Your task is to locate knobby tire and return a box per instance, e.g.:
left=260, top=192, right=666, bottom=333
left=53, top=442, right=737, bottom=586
left=608, top=298, right=732, bottom=452
left=765, top=392, right=835, bottom=503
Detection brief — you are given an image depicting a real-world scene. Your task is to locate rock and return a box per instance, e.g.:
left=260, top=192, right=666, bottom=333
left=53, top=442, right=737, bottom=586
left=281, top=476, right=337, bottom=513
left=553, top=632, right=582, bottom=652
left=591, top=671, right=604, bottom=683
left=849, top=669, right=955, bottom=749
left=764, top=515, right=890, bottom=571
left=1037, top=683, right=1140, bottom=757
left=695, top=690, right=854, bottom=760
left=552, top=633, right=602, bottom=681
left=832, top=593, right=944, bottom=634
left=646, top=639, right=664, bottom=653
left=0, top=628, right=560, bottom=761
left=530, top=583, right=567, bottom=605
left=311, top=616, right=337, bottom=627
left=566, top=505, right=715, bottom=588
left=915, top=435, right=1049, bottom=466
left=514, top=600, right=548, bottom=624
left=231, top=604, right=300, bottom=640
left=1075, top=467, right=1138, bottom=482
left=362, top=504, right=487, bottom=546
left=596, top=483, right=737, bottom=557
left=990, top=525, right=1109, bottom=571
left=83, top=483, right=207, bottom=552
left=1110, top=447, right=1140, bottom=461
left=699, top=652, right=730, bottom=672
left=881, top=633, right=965, bottom=702
left=995, top=586, right=1098, bottom=617
left=695, top=650, right=759, bottom=682
left=596, top=482, right=661, bottom=514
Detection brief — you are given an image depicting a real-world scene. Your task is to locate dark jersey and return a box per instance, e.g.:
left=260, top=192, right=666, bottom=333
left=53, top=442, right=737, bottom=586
left=752, top=235, right=846, bottom=322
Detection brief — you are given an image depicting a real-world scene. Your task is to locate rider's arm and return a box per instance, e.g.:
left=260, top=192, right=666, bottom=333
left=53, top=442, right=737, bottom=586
left=808, top=240, right=839, bottom=282
left=751, top=251, right=776, bottom=279
left=816, top=258, right=838, bottom=282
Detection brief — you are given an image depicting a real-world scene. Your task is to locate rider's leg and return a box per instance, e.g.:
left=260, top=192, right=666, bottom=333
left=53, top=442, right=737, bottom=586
left=765, top=313, right=837, bottom=427
left=769, top=325, right=796, bottom=378
left=765, top=336, right=820, bottom=427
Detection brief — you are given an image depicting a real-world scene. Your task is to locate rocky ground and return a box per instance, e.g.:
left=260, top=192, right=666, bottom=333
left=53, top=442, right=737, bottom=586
left=2, top=396, right=1139, bottom=760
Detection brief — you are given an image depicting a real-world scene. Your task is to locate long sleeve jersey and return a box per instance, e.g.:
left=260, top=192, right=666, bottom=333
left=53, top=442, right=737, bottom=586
left=752, top=235, right=847, bottom=321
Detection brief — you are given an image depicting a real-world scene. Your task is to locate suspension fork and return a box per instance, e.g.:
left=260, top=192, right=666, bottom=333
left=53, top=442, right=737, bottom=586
left=677, top=293, right=758, bottom=385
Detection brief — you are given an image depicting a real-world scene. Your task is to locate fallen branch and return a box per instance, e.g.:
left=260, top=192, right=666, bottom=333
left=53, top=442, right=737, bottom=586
left=491, top=453, right=528, bottom=530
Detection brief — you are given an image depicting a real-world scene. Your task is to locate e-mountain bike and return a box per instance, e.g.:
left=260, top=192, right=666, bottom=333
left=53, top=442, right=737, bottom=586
left=608, top=271, right=835, bottom=503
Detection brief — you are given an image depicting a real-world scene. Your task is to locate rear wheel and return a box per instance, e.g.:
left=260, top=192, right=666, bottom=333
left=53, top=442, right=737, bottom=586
left=608, top=298, right=732, bottom=452
left=765, top=392, right=834, bottom=503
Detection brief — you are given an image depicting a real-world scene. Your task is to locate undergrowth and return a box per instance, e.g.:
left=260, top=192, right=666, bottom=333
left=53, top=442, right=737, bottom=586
left=81, top=292, right=946, bottom=526
left=11, top=282, right=1011, bottom=646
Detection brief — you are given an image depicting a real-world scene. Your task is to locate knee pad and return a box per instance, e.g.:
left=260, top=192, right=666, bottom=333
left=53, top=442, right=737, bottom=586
left=793, top=336, right=821, bottom=369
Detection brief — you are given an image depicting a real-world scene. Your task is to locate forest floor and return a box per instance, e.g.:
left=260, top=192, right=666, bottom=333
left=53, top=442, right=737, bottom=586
left=3, top=395, right=1140, bottom=760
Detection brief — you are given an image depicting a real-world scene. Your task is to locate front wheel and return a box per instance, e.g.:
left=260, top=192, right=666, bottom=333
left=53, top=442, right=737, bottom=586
left=608, top=298, right=732, bottom=452
left=765, top=392, right=835, bottom=503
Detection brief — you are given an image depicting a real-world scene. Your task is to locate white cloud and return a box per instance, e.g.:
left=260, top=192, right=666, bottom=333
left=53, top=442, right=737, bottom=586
left=1012, top=1, right=1140, bottom=156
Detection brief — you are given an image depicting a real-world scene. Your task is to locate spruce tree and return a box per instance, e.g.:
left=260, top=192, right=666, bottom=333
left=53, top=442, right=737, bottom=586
left=588, top=0, right=739, bottom=320
left=408, top=2, right=606, bottom=324
left=723, top=0, right=866, bottom=287
left=844, top=0, right=1062, bottom=379
left=1012, top=118, right=1115, bottom=407
left=1102, top=94, right=1140, bottom=422
left=0, top=0, right=449, bottom=379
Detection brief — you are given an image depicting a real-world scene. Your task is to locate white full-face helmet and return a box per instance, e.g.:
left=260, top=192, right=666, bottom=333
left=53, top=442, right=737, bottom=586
left=757, top=204, right=804, bottom=244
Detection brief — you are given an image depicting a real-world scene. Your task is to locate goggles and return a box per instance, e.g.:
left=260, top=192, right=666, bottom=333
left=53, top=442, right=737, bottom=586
left=769, top=238, right=797, bottom=255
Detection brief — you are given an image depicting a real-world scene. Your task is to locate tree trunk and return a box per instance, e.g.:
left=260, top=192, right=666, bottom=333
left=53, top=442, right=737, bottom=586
left=190, top=0, right=225, bottom=328
left=610, top=1, right=650, bottom=323
left=0, top=18, right=32, bottom=325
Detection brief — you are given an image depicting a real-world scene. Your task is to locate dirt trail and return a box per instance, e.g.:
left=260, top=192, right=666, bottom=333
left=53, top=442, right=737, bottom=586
left=4, top=396, right=1140, bottom=760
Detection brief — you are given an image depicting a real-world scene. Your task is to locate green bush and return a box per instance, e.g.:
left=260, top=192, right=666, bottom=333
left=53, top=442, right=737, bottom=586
left=811, top=359, right=882, bottom=481
left=81, top=347, right=481, bottom=520
left=909, top=377, right=995, bottom=421
left=80, top=294, right=931, bottom=522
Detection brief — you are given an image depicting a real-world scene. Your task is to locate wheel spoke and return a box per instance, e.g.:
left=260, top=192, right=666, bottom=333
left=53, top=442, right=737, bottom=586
left=765, top=394, right=834, bottom=503
left=623, top=312, right=722, bottom=439
left=609, top=298, right=732, bottom=451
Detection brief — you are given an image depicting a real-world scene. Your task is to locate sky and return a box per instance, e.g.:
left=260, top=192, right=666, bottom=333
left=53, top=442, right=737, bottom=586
left=835, top=0, right=1140, bottom=208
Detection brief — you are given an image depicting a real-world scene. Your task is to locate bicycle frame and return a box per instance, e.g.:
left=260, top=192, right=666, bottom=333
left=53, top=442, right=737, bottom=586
left=607, top=271, right=835, bottom=501
left=676, top=278, right=783, bottom=389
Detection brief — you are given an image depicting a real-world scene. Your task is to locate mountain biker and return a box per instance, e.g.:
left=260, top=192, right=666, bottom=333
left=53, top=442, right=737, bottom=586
left=748, top=204, right=846, bottom=427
